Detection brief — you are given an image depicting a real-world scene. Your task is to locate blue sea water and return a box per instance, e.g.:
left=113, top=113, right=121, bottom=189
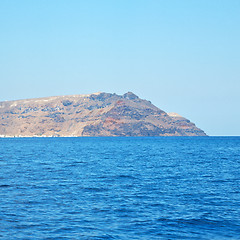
left=0, top=137, right=240, bottom=240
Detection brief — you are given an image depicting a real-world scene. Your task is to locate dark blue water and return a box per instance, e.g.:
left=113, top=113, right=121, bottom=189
left=0, top=137, right=240, bottom=239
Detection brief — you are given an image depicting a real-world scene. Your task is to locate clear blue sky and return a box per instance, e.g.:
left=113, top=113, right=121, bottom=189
left=0, top=0, right=239, bottom=136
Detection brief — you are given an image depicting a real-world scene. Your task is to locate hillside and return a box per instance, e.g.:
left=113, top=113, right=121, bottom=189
left=0, top=92, right=207, bottom=137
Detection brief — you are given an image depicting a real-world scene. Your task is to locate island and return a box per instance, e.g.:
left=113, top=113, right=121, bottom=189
left=0, top=92, right=207, bottom=137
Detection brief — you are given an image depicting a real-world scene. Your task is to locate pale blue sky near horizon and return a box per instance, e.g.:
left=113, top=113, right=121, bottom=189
left=0, top=0, right=239, bottom=136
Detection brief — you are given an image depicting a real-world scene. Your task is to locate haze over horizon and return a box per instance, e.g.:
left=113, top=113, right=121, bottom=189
left=0, top=0, right=239, bottom=136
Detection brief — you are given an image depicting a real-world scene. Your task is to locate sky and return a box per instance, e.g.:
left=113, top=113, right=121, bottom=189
left=0, top=0, right=239, bottom=136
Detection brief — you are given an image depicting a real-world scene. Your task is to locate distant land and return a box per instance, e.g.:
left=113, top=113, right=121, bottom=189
left=0, top=92, right=207, bottom=137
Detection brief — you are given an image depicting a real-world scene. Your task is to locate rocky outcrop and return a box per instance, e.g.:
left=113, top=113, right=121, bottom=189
left=0, top=92, right=207, bottom=137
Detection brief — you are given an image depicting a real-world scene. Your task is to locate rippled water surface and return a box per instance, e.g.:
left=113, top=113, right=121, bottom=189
left=0, top=137, right=240, bottom=239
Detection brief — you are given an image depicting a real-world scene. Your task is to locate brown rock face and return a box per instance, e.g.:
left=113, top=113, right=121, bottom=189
left=0, top=92, right=207, bottom=137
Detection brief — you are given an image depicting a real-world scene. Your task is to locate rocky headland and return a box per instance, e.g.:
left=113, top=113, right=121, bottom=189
left=0, top=92, right=207, bottom=137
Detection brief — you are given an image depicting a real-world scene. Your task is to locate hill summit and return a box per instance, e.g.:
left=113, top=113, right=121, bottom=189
left=0, top=92, right=206, bottom=137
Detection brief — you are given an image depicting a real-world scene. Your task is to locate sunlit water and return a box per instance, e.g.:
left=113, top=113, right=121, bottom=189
left=0, top=137, right=240, bottom=239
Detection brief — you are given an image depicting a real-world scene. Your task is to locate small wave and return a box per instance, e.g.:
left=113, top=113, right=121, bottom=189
left=117, top=174, right=137, bottom=179
left=82, top=187, right=108, bottom=192
left=0, top=184, right=11, bottom=188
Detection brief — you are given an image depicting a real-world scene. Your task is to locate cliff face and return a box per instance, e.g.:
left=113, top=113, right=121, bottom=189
left=0, top=92, right=207, bottom=137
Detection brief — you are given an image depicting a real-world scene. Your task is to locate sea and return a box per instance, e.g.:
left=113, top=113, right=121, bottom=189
left=0, top=137, right=240, bottom=240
